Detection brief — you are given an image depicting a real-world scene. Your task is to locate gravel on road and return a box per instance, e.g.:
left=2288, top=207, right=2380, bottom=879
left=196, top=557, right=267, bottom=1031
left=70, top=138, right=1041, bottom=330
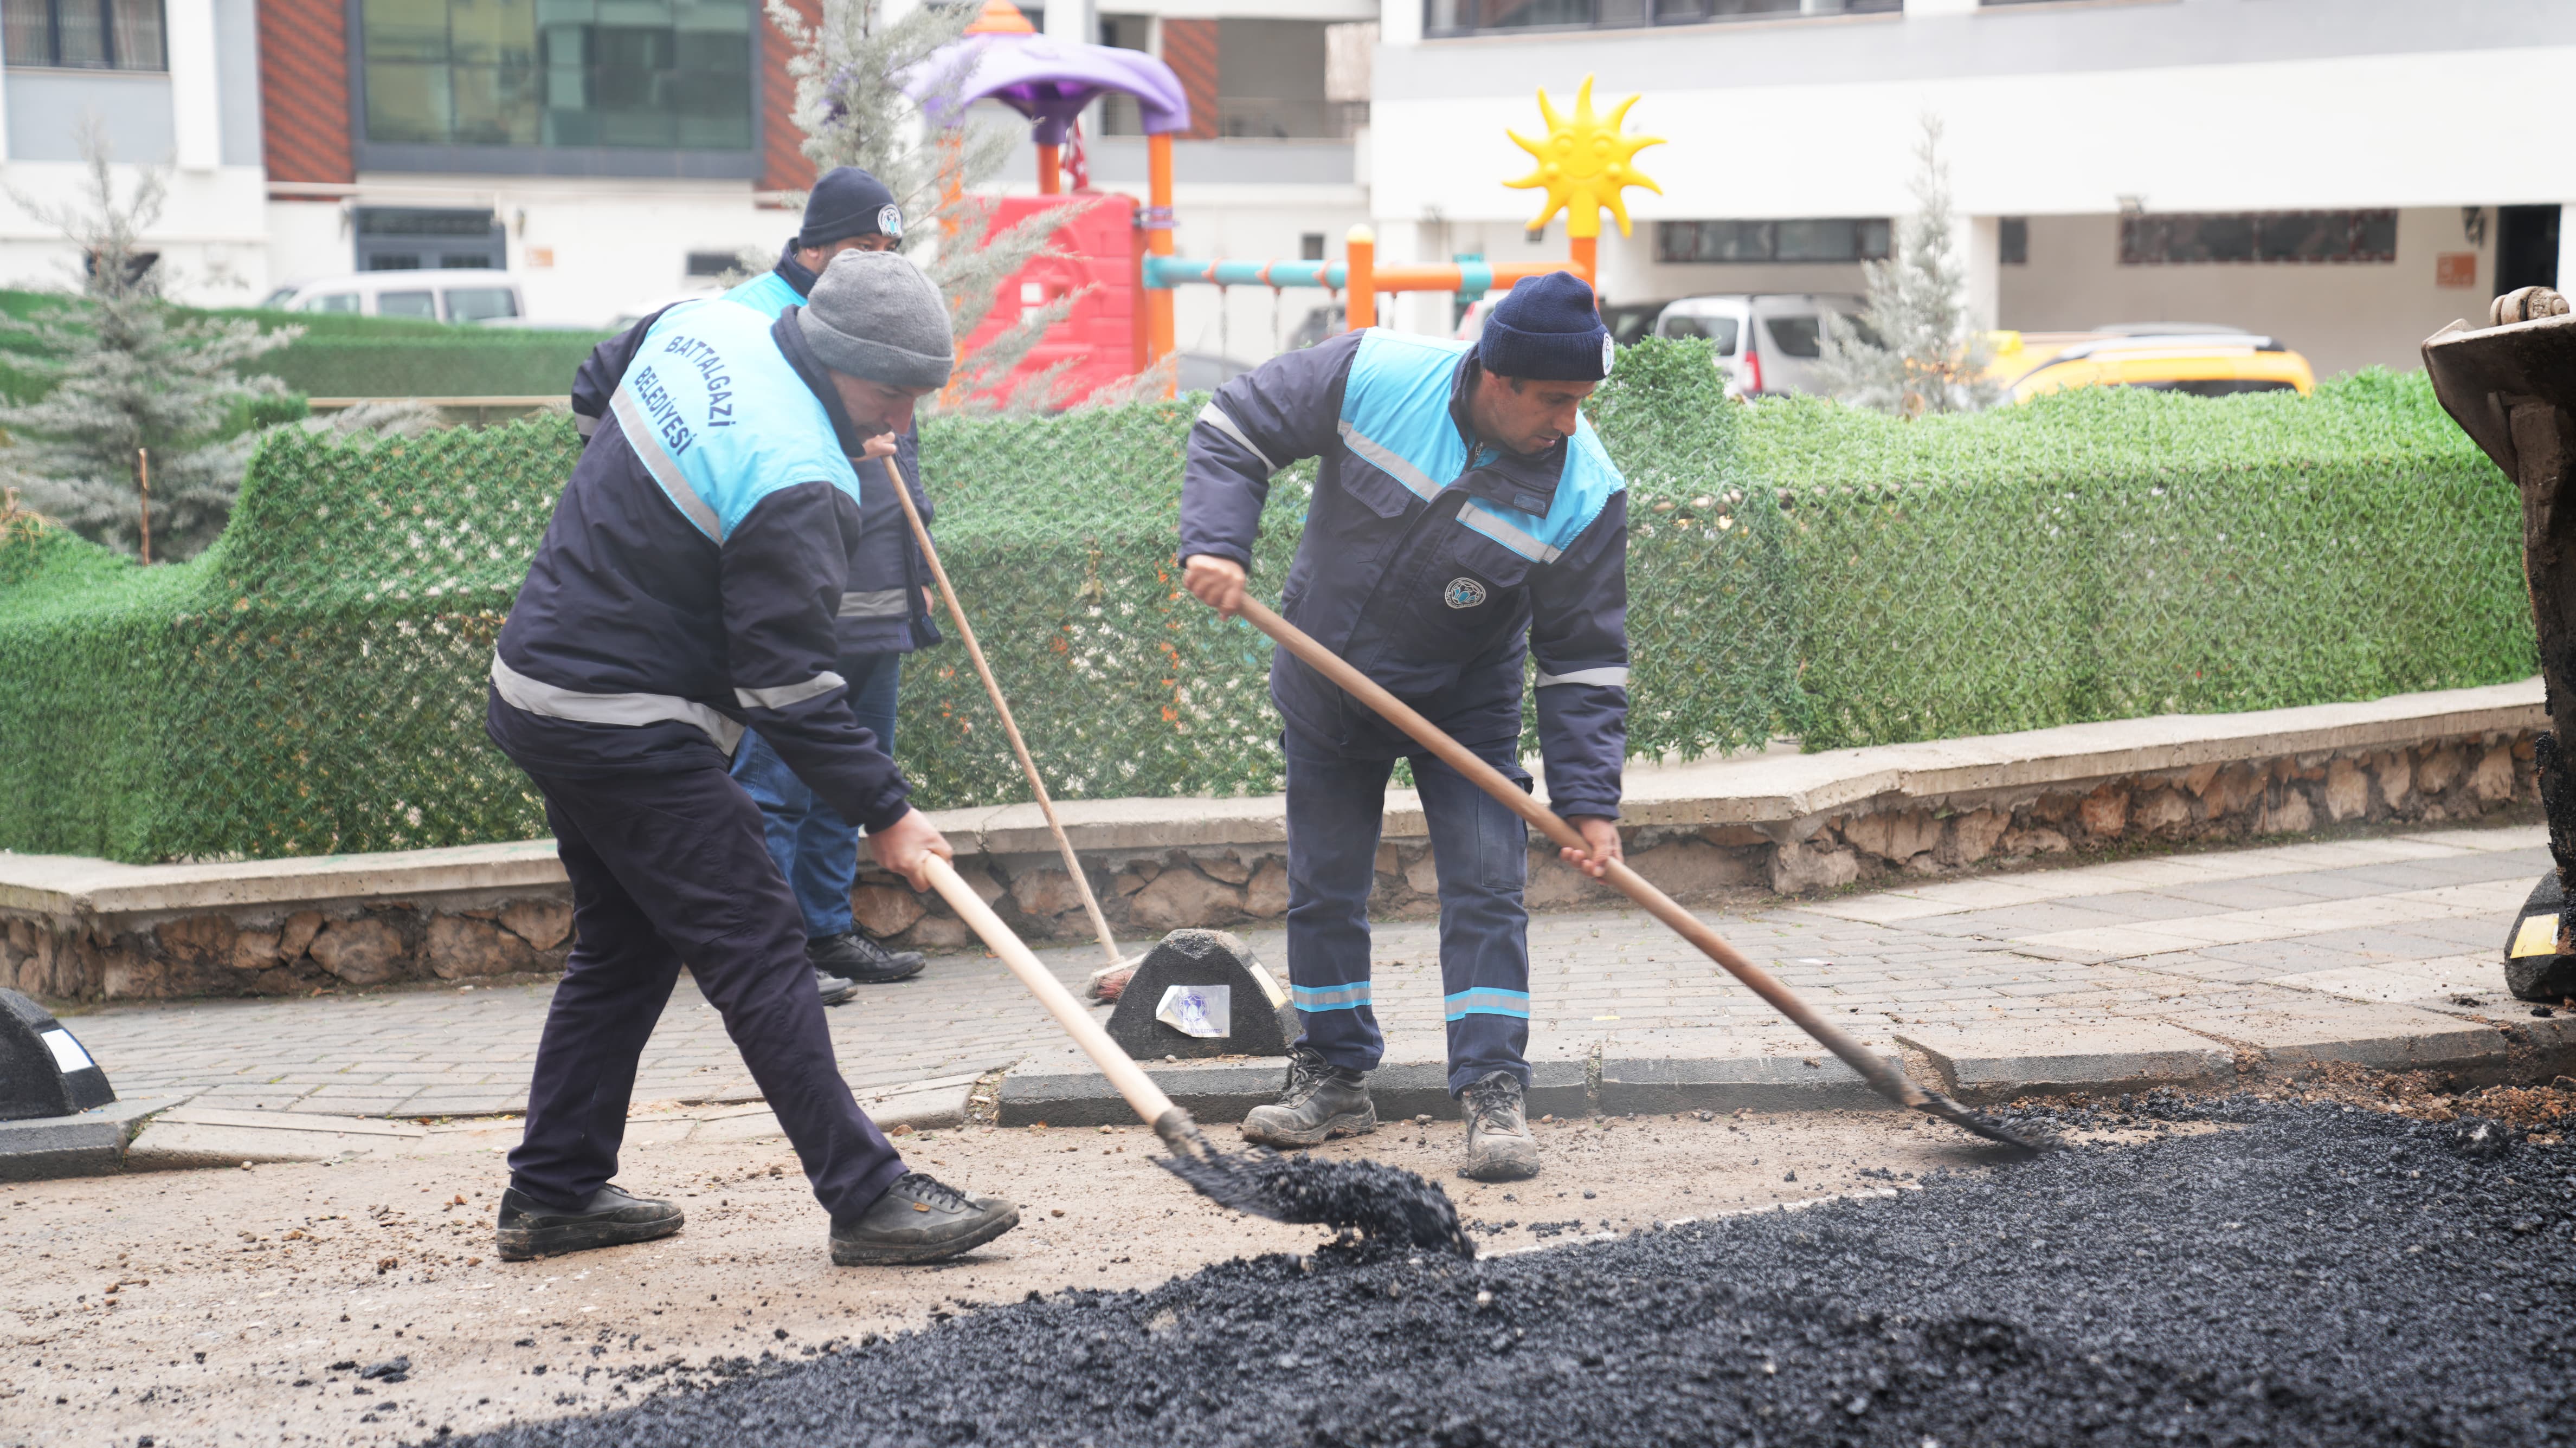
left=454, top=1099, right=2576, bottom=1448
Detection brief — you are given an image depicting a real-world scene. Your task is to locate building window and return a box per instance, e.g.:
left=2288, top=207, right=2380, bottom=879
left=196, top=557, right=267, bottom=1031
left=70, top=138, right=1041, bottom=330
left=1425, top=0, right=1896, bottom=38
left=1656, top=218, right=1891, bottom=265
left=2, top=0, right=166, bottom=70
left=355, top=206, right=506, bottom=271
left=360, top=0, right=753, bottom=152
left=2000, top=216, right=2028, bottom=266
left=2120, top=210, right=2398, bottom=266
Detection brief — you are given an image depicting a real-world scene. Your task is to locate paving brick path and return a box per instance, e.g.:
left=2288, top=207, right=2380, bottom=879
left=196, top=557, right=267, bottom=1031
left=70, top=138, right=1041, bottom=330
left=63, top=824, right=2549, bottom=1117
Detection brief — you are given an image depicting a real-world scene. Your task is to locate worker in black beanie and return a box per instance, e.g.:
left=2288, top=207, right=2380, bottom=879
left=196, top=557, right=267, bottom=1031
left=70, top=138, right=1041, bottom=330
left=733, top=166, right=910, bottom=314
left=1175, top=269, right=1632, bottom=1185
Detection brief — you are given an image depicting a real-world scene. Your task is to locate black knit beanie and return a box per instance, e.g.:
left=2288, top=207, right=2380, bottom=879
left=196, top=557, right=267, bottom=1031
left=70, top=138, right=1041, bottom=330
left=1479, top=271, right=1613, bottom=382
left=798, top=167, right=904, bottom=250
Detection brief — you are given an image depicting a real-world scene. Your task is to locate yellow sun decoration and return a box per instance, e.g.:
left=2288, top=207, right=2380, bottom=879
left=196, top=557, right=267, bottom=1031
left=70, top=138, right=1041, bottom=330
left=1505, top=76, right=1665, bottom=240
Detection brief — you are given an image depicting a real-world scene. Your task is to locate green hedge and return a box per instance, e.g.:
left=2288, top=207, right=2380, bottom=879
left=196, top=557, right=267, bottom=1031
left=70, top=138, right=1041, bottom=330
left=0, top=343, right=2530, bottom=863
left=0, top=289, right=610, bottom=403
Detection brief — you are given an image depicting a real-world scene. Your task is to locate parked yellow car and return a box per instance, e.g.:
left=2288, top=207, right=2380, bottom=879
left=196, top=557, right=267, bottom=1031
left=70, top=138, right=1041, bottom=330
left=1985, top=325, right=2316, bottom=402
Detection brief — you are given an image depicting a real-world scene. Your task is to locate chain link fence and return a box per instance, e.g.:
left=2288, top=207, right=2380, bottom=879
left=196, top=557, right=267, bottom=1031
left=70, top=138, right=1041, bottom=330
left=0, top=344, right=2529, bottom=863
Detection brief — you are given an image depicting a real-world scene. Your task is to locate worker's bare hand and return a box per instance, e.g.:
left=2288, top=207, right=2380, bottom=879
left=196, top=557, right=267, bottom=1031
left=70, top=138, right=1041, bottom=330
left=1183, top=554, right=1248, bottom=617
left=855, top=433, right=900, bottom=464
left=867, top=807, right=954, bottom=890
left=1560, top=816, right=1623, bottom=878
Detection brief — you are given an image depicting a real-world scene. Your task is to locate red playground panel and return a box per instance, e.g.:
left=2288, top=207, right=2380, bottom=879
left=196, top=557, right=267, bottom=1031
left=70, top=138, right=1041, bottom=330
left=955, top=193, right=1146, bottom=409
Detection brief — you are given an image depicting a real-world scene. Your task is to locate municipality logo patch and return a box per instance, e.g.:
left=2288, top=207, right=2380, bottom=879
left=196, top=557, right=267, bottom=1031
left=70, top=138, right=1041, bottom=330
left=1443, top=577, right=1488, bottom=610
left=878, top=203, right=904, bottom=238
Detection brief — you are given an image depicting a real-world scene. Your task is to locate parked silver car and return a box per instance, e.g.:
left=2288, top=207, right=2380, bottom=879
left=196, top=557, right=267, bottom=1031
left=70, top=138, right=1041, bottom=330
left=1653, top=293, right=1869, bottom=398
left=259, top=269, right=526, bottom=325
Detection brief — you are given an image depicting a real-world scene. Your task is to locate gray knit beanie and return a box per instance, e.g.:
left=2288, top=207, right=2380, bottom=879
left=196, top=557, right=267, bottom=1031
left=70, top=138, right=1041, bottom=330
left=796, top=249, right=953, bottom=390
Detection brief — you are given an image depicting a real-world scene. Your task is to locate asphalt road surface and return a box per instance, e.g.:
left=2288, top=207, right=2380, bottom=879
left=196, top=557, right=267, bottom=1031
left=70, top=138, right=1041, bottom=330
left=453, top=1098, right=2576, bottom=1447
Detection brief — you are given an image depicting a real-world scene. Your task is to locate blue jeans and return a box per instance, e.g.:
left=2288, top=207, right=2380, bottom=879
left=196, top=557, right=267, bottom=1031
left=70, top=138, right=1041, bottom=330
left=729, top=651, right=901, bottom=941
left=1281, top=726, right=1534, bottom=1095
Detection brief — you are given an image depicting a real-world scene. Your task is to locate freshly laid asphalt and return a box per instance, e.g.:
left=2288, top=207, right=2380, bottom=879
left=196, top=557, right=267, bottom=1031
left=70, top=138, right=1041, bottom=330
left=449, top=1098, right=2576, bottom=1447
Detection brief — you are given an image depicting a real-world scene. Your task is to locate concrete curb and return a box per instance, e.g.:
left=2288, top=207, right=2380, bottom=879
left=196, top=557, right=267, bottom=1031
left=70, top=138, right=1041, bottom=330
left=0, top=1096, right=189, bottom=1180
left=1893, top=1024, right=2235, bottom=1104
left=996, top=1059, right=1592, bottom=1127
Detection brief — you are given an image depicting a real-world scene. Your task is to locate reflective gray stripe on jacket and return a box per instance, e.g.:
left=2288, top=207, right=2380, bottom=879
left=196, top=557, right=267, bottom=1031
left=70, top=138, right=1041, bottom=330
left=490, top=652, right=745, bottom=755
left=838, top=589, right=911, bottom=619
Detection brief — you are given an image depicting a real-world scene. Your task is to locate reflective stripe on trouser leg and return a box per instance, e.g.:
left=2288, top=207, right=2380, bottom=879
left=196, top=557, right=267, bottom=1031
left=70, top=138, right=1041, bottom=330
left=1281, top=731, right=1398, bottom=1075
left=1410, top=744, right=1536, bottom=1095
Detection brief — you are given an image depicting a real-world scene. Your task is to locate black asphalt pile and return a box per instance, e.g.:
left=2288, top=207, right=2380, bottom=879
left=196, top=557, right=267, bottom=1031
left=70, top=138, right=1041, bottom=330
left=452, top=1101, right=2576, bottom=1448
left=1157, top=1147, right=1474, bottom=1258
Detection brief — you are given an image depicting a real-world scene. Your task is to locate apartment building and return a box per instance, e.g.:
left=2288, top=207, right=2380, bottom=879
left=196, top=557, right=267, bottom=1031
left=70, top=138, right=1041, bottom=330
left=1369, top=0, right=2576, bottom=376
left=8, top=0, right=2572, bottom=378
left=0, top=0, right=1373, bottom=333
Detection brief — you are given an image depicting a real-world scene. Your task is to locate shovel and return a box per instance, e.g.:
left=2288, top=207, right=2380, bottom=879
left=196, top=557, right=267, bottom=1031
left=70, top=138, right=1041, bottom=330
left=1227, top=596, right=2050, bottom=1155
left=915, top=853, right=1472, bottom=1254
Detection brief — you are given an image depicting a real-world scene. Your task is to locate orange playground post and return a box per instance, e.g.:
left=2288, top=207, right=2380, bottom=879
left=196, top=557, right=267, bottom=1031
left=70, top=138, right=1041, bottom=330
left=1345, top=225, right=1375, bottom=330
left=1145, top=133, right=1176, bottom=368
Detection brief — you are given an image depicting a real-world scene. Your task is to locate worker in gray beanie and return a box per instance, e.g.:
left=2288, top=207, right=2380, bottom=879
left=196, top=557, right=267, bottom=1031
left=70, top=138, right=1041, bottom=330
left=568, top=229, right=963, bottom=1006
left=487, top=247, right=1018, bottom=1269
left=797, top=249, right=954, bottom=390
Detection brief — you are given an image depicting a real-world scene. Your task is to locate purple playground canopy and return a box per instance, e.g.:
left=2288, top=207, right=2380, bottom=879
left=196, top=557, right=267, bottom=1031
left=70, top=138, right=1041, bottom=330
left=913, top=32, right=1191, bottom=145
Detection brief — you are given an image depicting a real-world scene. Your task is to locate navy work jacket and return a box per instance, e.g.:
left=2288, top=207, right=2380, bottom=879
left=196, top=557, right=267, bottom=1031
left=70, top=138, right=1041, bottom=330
left=488, top=298, right=912, bottom=831
left=1178, top=328, right=1631, bottom=820
left=568, top=243, right=941, bottom=657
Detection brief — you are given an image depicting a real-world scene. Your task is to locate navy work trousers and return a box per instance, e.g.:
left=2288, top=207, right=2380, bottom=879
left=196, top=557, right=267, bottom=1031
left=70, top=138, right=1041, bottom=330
left=730, top=650, right=901, bottom=940
left=1281, top=725, right=1534, bottom=1095
left=506, top=755, right=909, bottom=1220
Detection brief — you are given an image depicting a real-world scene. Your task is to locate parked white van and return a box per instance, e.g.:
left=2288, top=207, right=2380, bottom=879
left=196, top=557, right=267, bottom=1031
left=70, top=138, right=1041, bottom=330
left=1652, top=293, right=1869, bottom=398
left=258, top=270, right=527, bottom=325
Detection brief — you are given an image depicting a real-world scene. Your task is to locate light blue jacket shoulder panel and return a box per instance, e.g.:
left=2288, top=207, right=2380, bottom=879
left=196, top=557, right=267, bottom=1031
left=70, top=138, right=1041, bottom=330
left=1338, top=331, right=1472, bottom=502
left=721, top=270, right=805, bottom=321
left=611, top=298, right=860, bottom=544
left=1339, top=329, right=1626, bottom=561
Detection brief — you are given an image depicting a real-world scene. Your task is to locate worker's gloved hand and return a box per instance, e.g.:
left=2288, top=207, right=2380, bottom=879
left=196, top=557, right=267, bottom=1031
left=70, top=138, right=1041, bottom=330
left=867, top=808, right=955, bottom=891
left=1560, top=816, right=1622, bottom=878
left=1182, top=554, right=1248, bottom=617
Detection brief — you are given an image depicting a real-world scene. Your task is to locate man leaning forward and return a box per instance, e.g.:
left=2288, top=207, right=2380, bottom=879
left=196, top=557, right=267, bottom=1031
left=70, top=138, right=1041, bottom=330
left=1177, top=272, right=1632, bottom=1181
left=483, top=250, right=1018, bottom=1265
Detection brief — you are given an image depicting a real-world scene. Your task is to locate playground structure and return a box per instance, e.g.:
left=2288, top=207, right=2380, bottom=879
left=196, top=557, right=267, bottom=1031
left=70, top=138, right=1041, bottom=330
left=928, top=1, right=1665, bottom=400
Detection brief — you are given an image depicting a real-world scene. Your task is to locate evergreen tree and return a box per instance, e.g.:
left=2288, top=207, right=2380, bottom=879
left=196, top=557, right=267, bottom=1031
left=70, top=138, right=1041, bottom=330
left=1815, top=115, right=2000, bottom=417
left=769, top=0, right=1085, bottom=411
left=0, top=129, right=298, bottom=561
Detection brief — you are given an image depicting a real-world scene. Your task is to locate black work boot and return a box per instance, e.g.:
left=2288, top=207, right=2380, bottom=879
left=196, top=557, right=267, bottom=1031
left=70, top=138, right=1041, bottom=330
left=814, top=969, right=858, bottom=1006
left=810, top=930, right=926, bottom=985
left=830, top=1173, right=1019, bottom=1265
left=495, top=1184, right=684, bottom=1262
left=1459, top=1071, right=1540, bottom=1181
left=1241, top=1045, right=1376, bottom=1148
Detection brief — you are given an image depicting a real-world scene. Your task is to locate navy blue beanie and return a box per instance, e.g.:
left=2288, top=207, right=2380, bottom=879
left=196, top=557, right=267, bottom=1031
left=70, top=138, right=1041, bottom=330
left=799, top=167, right=904, bottom=249
left=1480, top=271, right=1612, bottom=382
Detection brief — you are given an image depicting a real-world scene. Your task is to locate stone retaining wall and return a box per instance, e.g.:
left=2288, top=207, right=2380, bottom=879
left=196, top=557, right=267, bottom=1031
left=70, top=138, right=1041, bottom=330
left=877, top=729, right=2541, bottom=949
left=7, top=726, right=2530, bottom=1003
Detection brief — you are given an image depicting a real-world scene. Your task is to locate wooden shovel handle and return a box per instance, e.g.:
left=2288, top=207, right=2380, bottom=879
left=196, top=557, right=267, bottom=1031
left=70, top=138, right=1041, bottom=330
left=1231, top=596, right=1927, bottom=1109
left=918, top=854, right=1178, bottom=1127
left=883, top=455, right=1126, bottom=969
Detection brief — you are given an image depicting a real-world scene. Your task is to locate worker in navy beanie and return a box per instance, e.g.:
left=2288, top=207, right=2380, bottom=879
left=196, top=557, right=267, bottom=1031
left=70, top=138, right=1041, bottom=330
left=1477, top=270, right=1617, bottom=382
left=1174, top=268, right=1631, bottom=1184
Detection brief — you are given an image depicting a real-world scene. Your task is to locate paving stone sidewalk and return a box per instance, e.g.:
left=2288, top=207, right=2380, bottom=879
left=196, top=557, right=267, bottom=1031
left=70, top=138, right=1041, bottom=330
left=57, top=823, right=2557, bottom=1119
